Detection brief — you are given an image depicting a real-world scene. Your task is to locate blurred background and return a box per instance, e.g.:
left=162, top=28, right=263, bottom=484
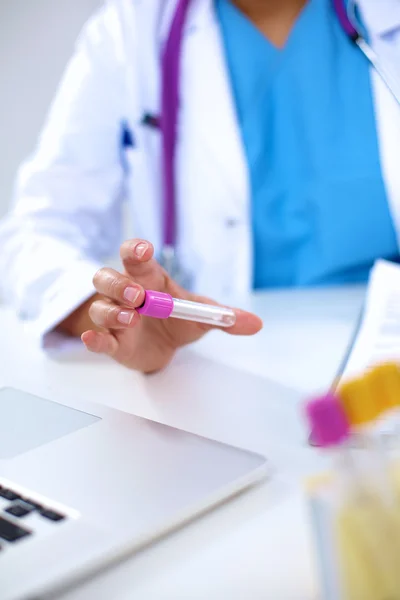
left=0, top=0, right=101, bottom=218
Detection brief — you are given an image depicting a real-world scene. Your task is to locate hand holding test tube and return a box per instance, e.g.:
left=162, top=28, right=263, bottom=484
left=82, top=240, right=262, bottom=374
left=137, top=290, right=236, bottom=327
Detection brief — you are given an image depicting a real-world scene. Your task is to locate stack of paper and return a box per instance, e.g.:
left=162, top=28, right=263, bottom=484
left=340, top=260, right=400, bottom=382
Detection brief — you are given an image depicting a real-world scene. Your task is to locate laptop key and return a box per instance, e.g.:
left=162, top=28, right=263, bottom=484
left=40, top=509, right=65, bottom=522
left=0, top=516, right=30, bottom=542
left=5, top=502, right=35, bottom=518
left=0, top=488, right=20, bottom=502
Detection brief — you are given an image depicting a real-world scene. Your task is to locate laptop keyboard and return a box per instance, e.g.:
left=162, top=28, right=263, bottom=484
left=0, top=484, right=67, bottom=551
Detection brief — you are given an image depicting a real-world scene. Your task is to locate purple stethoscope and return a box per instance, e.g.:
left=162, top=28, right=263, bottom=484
left=159, top=0, right=400, bottom=286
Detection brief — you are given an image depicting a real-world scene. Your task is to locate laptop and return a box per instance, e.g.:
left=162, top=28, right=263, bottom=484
left=0, top=385, right=268, bottom=600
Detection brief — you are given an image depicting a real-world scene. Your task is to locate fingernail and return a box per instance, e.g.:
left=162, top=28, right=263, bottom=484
left=123, top=286, right=140, bottom=304
left=135, top=242, right=148, bottom=258
left=118, top=310, right=135, bottom=325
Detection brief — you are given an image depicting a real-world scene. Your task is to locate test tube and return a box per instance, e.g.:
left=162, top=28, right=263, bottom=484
left=136, top=290, right=236, bottom=327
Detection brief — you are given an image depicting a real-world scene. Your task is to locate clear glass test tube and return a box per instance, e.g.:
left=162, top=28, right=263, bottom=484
left=136, top=290, right=236, bottom=328
left=170, top=298, right=236, bottom=327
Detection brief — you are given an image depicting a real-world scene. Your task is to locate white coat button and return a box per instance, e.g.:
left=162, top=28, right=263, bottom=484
left=226, top=218, right=239, bottom=228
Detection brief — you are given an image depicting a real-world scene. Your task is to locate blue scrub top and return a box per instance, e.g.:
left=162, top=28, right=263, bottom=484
left=216, top=0, right=399, bottom=288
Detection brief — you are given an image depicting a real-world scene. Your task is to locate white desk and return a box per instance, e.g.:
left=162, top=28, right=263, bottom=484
left=0, top=285, right=365, bottom=600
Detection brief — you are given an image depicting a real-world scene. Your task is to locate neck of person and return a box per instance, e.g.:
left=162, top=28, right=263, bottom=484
left=231, top=0, right=309, bottom=47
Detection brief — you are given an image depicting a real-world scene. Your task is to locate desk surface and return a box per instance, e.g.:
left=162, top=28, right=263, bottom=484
left=0, top=285, right=365, bottom=600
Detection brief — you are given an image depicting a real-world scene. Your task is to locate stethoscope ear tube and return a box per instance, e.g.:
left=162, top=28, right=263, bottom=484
left=357, top=38, right=400, bottom=107
left=327, top=0, right=400, bottom=106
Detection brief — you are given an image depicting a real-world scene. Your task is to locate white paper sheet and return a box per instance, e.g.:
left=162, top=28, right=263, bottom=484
left=341, top=260, right=400, bottom=381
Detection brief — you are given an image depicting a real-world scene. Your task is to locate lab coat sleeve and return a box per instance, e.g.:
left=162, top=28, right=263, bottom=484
left=0, top=3, right=128, bottom=347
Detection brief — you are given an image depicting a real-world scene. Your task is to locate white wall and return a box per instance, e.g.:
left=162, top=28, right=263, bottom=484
left=0, top=0, right=101, bottom=217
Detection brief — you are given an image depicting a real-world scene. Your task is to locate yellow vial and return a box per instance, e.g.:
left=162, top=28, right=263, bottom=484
left=366, top=363, right=400, bottom=415
left=339, top=376, right=380, bottom=427
left=339, top=363, right=400, bottom=427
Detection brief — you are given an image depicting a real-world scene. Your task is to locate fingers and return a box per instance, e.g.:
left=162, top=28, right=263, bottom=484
left=81, top=330, right=118, bottom=356
left=120, top=239, right=156, bottom=276
left=226, top=309, right=263, bottom=336
left=89, top=298, right=140, bottom=330
left=93, top=267, right=145, bottom=307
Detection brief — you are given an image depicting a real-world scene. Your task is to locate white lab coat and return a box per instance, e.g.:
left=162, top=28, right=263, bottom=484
left=0, top=0, right=400, bottom=344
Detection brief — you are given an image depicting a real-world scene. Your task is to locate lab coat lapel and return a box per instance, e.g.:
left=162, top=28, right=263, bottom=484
left=370, top=30, right=400, bottom=246
left=356, top=0, right=400, bottom=37
left=345, top=0, right=400, bottom=247
left=169, top=0, right=252, bottom=295
left=181, top=0, right=249, bottom=214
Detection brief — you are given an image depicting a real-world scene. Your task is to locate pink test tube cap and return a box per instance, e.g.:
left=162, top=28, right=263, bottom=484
left=136, top=290, right=174, bottom=319
left=305, top=393, right=351, bottom=448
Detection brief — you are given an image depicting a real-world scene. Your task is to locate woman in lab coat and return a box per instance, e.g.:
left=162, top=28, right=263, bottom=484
left=0, top=0, right=399, bottom=372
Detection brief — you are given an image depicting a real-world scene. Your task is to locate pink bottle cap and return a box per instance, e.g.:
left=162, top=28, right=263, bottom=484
left=136, top=290, right=174, bottom=319
left=305, top=393, right=351, bottom=448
